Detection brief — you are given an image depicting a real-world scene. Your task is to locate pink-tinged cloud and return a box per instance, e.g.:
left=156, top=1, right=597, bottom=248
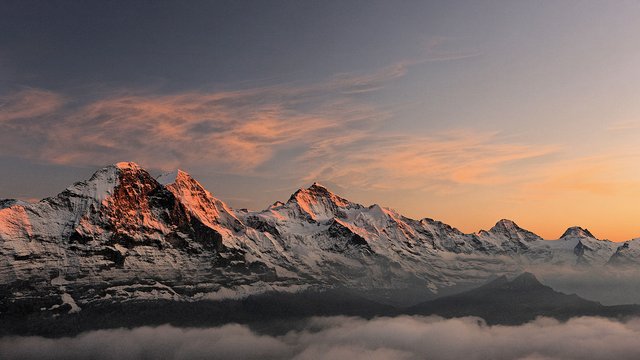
left=0, top=84, right=556, bottom=196
left=0, top=88, right=65, bottom=123
left=298, top=130, right=558, bottom=193
left=0, top=49, right=554, bottom=198
left=0, top=83, right=388, bottom=172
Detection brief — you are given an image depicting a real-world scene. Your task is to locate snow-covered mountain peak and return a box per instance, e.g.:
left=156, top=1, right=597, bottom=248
left=156, top=169, right=219, bottom=202
left=561, top=226, right=596, bottom=239
left=310, top=181, right=327, bottom=189
left=286, top=183, right=360, bottom=221
left=287, top=182, right=351, bottom=207
left=486, top=219, right=542, bottom=242
left=269, top=201, right=286, bottom=209
left=75, top=161, right=164, bottom=202
left=289, top=182, right=340, bottom=200
left=161, top=169, right=209, bottom=200
left=493, top=219, right=518, bottom=228
left=62, top=164, right=125, bottom=201
left=114, top=161, right=142, bottom=170
left=82, top=161, right=150, bottom=189
left=159, top=168, right=243, bottom=234
left=367, top=203, right=404, bottom=221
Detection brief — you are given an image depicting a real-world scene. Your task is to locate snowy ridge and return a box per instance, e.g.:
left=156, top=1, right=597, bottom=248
left=1, top=162, right=638, bottom=315
left=157, top=169, right=244, bottom=242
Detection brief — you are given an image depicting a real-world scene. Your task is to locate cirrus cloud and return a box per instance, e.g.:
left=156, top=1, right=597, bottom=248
left=0, top=88, right=64, bottom=123
left=0, top=83, right=555, bottom=195
left=0, top=46, right=554, bottom=196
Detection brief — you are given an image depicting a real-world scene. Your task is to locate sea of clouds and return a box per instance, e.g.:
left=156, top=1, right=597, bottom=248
left=3, top=315, right=640, bottom=360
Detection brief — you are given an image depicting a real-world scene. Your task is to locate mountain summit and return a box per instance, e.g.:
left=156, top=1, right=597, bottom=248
left=486, top=219, right=542, bottom=242
left=561, top=226, right=596, bottom=239
left=285, top=182, right=360, bottom=221
left=1, top=162, right=638, bottom=320
left=157, top=168, right=244, bottom=234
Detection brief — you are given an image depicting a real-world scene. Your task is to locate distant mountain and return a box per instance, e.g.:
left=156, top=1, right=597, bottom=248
left=1, top=162, right=639, bottom=319
left=561, top=226, right=596, bottom=239
left=408, top=273, right=640, bottom=325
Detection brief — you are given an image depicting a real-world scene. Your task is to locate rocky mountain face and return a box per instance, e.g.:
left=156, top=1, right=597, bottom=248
left=0, top=162, right=637, bottom=316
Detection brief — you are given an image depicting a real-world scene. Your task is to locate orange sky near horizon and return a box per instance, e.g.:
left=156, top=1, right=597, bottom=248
left=2, top=1, right=640, bottom=242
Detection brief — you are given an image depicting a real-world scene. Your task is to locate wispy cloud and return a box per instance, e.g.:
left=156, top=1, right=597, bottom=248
left=0, top=84, right=553, bottom=195
left=0, top=42, right=551, bottom=196
left=0, top=88, right=64, bottom=123
left=33, top=87, right=386, bottom=171
left=606, top=120, right=640, bottom=131
left=298, top=130, right=557, bottom=192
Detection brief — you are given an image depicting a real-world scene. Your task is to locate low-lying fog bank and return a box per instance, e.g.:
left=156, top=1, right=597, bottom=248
left=528, top=265, right=640, bottom=305
left=3, top=315, right=640, bottom=360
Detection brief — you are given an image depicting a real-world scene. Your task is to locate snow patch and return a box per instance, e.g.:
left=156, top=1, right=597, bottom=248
left=199, top=283, right=311, bottom=301
left=115, top=162, right=141, bottom=170
left=61, top=293, right=81, bottom=313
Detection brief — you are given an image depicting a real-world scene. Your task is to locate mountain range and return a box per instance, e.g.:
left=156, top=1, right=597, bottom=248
left=1, top=162, right=639, bottom=318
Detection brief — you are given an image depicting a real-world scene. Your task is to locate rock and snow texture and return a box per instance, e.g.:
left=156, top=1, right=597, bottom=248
left=0, top=163, right=290, bottom=315
left=0, top=162, right=637, bottom=314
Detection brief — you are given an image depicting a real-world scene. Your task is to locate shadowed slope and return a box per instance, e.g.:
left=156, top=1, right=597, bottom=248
left=408, top=273, right=640, bottom=324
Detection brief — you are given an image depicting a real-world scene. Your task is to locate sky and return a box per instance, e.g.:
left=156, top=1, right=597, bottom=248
left=1, top=0, right=640, bottom=241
